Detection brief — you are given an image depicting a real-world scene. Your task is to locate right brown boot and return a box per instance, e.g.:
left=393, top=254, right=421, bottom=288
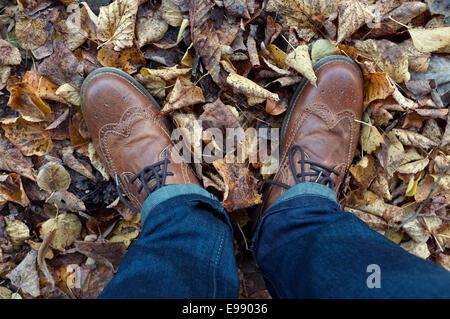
left=81, top=67, right=201, bottom=213
left=261, top=55, right=364, bottom=214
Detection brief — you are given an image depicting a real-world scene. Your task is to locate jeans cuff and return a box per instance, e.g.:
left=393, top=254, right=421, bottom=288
left=141, top=184, right=223, bottom=224
left=269, top=182, right=338, bottom=210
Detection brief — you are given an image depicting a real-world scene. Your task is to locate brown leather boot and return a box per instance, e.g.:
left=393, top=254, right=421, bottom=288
left=81, top=67, right=200, bottom=212
left=262, top=55, right=364, bottom=212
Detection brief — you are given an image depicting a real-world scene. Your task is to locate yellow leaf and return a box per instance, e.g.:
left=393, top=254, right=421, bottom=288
left=1, top=118, right=53, bottom=156
left=267, top=44, right=287, bottom=68
left=159, top=0, right=183, bottom=27
left=136, top=8, right=168, bottom=47
left=285, top=44, right=317, bottom=86
left=56, top=83, right=81, bottom=106
left=37, top=162, right=71, bottom=193
left=226, top=72, right=279, bottom=101
left=405, top=172, right=423, bottom=197
left=7, top=82, right=51, bottom=122
left=83, top=0, right=139, bottom=51
left=409, top=27, right=450, bottom=53
left=4, top=217, right=30, bottom=250
left=337, top=0, right=371, bottom=44
left=108, top=221, right=140, bottom=248
left=161, top=77, right=205, bottom=114
left=39, top=213, right=82, bottom=252
left=360, top=112, right=384, bottom=154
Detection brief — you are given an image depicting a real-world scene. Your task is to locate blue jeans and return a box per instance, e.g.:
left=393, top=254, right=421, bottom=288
left=99, top=183, right=450, bottom=298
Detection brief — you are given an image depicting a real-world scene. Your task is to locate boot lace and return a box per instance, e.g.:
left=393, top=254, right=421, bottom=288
left=265, top=145, right=339, bottom=189
left=115, top=148, right=174, bottom=213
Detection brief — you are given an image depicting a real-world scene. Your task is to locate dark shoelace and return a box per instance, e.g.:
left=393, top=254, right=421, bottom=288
left=115, top=148, right=174, bottom=213
left=264, top=145, right=339, bottom=189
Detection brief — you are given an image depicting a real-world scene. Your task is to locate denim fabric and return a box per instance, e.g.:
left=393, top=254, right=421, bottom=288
left=252, top=183, right=450, bottom=298
left=100, top=183, right=450, bottom=299
left=100, top=185, right=239, bottom=298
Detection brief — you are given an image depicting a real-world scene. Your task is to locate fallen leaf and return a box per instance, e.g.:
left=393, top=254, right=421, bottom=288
left=136, top=6, right=168, bottom=47
left=40, top=213, right=82, bottom=251
left=62, top=146, right=97, bottom=182
left=266, top=0, right=338, bottom=41
left=22, top=71, right=66, bottom=104
left=369, top=171, right=392, bottom=200
left=0, top=136, right=37, bottom=181
left=38, top=41, right=84, bottom=87
left=267, top=44, right=287, bottom=68
left=4, top=217, right=30, bottom=250
left=392, top=128, right=438, bottom=150
left=37, top=162, right=71, bottom=193
left=363, top=70, right=395, bottom=105
left=74, top=240, right=126, bottom=272
left=396, top=158, right=429, bottom=174
left=83, top=0, right=139, bottom=51
left=354, top=39, right=410, bottom=83
left=400, top=241, right=430, bottom=259
left=199, top=98, right=241, bottom=130
left=265, top=15, right=282, bottom=46
left=226, top=72, right=279, bottom=101
left=46, top=190, right=86, bottom=212
left=376, top=132, right=406, bottom=177
left=136, top=66, right=191, bottom=98
left=336, top=0, right=371, bottom=44
left=0, top=39, right=21, bottom=66
left=349, top=155, right=377, bottom=189
left=56, top=83, right=81, bottom=106
left=15, top=17, right=49, bottom=50
left=399, top=39, right=430, bottom=73
left=53, top=8, right=89, bottom=51
left=160, top=0, right=184, bottom=27
left=6, top=250, right=40, bottom=297
left=190, top=0, right=240, bottom=84
left=0, top=287, right=12, bottom=299
left=311, top=39, right=338, bottom=65
left=97, top=43, right=145, bottom=74
left=265, top=98, right=286, bottom=116
left=213, top=157, right=262, bottom=212
left=7, top=82, right=52, bottom=122
left=161, top=77, right=205, bottom=114
left=285, top=44, right=317, bottom=86
left=409, top=27, right=450, bottom=53
left=107, top=221, right=140, bottom=248
left=359, top=112, right=385, bottom=154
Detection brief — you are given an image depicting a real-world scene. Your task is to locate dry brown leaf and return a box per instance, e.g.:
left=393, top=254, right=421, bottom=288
left=62, top=146, right=97, bottom=182
left=396, top=158, right=429, bottom=175
left=409, top=27, right=450, bottom=53
left=265, top=15, right=282, bottom=46
left=199, top=98, right=241, bottom=130
left=46, top=190, right=86, bottom=212
left=160, top=0, right=184, bottom=27
left=161, top=77, right=205, bottom=114
left=369, top=171, right=392, bottom=201
left=136, top=66, right=191, bottom=98
left=400, top=241, right=430, bottom=259
left=4, top=216, right=30, bottom=250
left=38, top=41, right=84, bottom=87
left=56, top=83, right=81, bottom=106
left=349, top=155, right=377, bottom=189
left=53, top=8, right=89, bottom=51
left=226, top=72, right=279, bottom=101
left=7, top=82, right=51, bottom=122
left=0, top=39, right=21, bottom=66
left=213, top=157, right=262, bottom=212
left=22, top=71, right=66, bottom=104
left=376, top=132, right=405, bottom=177
left=1, top=118, right=53, bottom=156
left=265, top=99, right=287, bottom=116
left=354, top=39, right=410, bottom=83
left=363, top=70, right=395, bottom=105
left=83, top=0, right=139, bottom=51
left=97, top=43, right=145, bottom=74
left=136, top=7, right=168, bottom=47
left=0, top=287, right=12, bottom=299
left=392, top=128, right=438, bottom=150
left=337, top=0, right=371, bottom=44
left=0, top=137, right=36, bottom=181
left=15, top=17, right=49, bottom=50
left=37, top=162, right=71, bottom=193
left=399, top=39, right=430, bottom=73
left=39, top=213, right=82, bottom=252
left=285, top=44, right=317, bottom=86
left=266, top=0, right=338, bottom=41
left=5, top=250, right=40, bottom=297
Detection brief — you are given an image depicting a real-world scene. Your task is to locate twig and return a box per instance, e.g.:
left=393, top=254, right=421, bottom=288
left=385, top=164, right=450, bottom=236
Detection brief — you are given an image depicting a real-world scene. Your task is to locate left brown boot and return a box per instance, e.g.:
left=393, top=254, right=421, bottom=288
left=81, top=67, right=201, bottom=213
